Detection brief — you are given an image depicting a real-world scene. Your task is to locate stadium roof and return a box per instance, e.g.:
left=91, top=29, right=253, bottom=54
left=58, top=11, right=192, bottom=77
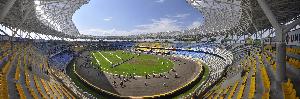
left=186, top=0, right=300, bottom=37
left=0, top=0, right=89, bottom=39
left=0, top=0, right=299, bottom=39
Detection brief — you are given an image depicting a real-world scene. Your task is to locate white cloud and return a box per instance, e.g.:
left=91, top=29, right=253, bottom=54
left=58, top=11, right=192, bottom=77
left=173, top=13, right=190, bottom=19
left=80, top=18, right=182, bottom=36
left=155, top=0, right=166, bottom=3
left=188, top=21, right=202, bottom=29
left=80, top=28, right=129, bottom=36
left=131, top=18, right=182, bottom=34
left=79, top=17, right=203, bottom=36
left=103, top=17, right=112, bottom=21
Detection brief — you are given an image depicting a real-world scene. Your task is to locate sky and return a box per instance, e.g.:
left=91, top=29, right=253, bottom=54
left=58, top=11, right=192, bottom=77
left=73, top=0, right=204, bottom=36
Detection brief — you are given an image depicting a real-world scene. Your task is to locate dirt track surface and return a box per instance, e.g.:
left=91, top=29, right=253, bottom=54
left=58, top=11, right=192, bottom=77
left=75, top=51, right=201, bottom=97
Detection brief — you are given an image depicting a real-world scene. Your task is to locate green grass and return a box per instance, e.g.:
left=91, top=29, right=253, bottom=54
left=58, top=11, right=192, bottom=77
left=99, top=52, right=121, bottom=64
left=174, top=63, right=209, bottom=99
left=113, top=51, right=136, bottom=59
left=91, top=50, right=174, bottom=76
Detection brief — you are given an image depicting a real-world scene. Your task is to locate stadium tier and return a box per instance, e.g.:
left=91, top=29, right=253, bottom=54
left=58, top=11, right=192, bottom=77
left=0, top=0, right=300, bottom=99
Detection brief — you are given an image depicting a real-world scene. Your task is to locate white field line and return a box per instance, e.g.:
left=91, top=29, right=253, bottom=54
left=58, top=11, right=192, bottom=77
left=98, top=52, right=112, bottom=64
left=92, top=53, right=101, bottom=65
left=93, top=52, right=177, bottom=78
left=115, top=55, right=122, bottom=60
left=109, top=52, right=122, bottom=60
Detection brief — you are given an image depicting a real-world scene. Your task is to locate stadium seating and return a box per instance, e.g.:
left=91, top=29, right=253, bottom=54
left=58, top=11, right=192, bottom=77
left=282, top=79, right=299, bottom=99
left=287, top=57, right=300, bottom=69
left=0, top=41, right=79, bottom=99
left=0, top=43, right=15, bottom=99
left=200, top=47, right=286, bottom=99
left=24, top=69, right=39, bottom=99
left=171, top=44, right=233, bottom=97
left=0, top=73, right=8, bottom=98
left=49, top=52, right=74, bottom=71
left=217, top=57, right=251, bottom=98
left=259, top=53, right=271, bottom=99
left=16, top=83, right=26, bottom=99
left=33, top=75, right=49, bottom=99
left=0, top=40, right=298, bottom=99
left=287, top=47, right=300, bottom=55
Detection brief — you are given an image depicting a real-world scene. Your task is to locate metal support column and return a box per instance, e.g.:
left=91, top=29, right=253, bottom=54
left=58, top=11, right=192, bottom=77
left=231, top=34, right=233, bottom=44
left=257, top=0, right=287, bottom=98
left=260, top=30, right=264, bottom=51
left=244, top=34, right=246, bottom=43
left=257, top=0, right=286, bottom=83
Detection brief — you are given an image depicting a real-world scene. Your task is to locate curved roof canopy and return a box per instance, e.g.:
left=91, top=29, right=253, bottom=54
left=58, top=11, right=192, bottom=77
left=185, top=0, right=300, bottom=37
left=132, top=0, right=300, bottom=39
left=1, top=0, right=299, bottom=39
left=0, top=0, right=89, bottom=38
left=187, top=0, right=242, bottom=34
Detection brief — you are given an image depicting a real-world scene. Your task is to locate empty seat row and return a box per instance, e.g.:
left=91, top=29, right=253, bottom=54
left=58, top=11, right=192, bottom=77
left=24, top=69, right=39, bottom=99
left=286, top=47, right=300, bottom=55
left=287, top=57, right=300, bottom=69
left=33, top=75, right=49, bottom=99
left=16, top=83, right=26, bottom=99
left=0, top=74, right=8, bottom=98
left=282, top=79, right=299, bottom=99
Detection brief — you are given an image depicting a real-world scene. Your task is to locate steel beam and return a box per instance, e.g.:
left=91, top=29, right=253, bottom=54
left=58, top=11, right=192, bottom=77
left=28, top=33, right=34, bottom=39
left=257, top=0, right=286, bottom=79
left=35, top=33, right=43, bottom=39
left=0, top=0, right=17, bottom=22
left=0, top=28, right=9, bottom=36
left=257, top=0, right=286, bottom=98
left=45, top=35, right=51, bottom=40
left=284, top=18, right=300, bottom=33
left=20, top=8, right=32, bottom=25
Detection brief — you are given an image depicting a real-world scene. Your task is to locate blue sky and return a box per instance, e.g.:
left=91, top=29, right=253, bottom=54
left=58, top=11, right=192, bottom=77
left=73, top=0, right=204, bottom=36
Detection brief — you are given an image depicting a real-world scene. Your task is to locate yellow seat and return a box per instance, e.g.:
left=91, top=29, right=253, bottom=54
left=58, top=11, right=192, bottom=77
left=282, top=79, right=299, bottom=99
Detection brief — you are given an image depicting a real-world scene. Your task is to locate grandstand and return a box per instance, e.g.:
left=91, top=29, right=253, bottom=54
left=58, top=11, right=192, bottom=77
left=0, top=0, right=300, bottom=99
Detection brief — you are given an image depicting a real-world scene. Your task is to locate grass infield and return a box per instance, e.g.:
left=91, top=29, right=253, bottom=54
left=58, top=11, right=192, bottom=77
left=91, top=50, right=174, bottom=76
